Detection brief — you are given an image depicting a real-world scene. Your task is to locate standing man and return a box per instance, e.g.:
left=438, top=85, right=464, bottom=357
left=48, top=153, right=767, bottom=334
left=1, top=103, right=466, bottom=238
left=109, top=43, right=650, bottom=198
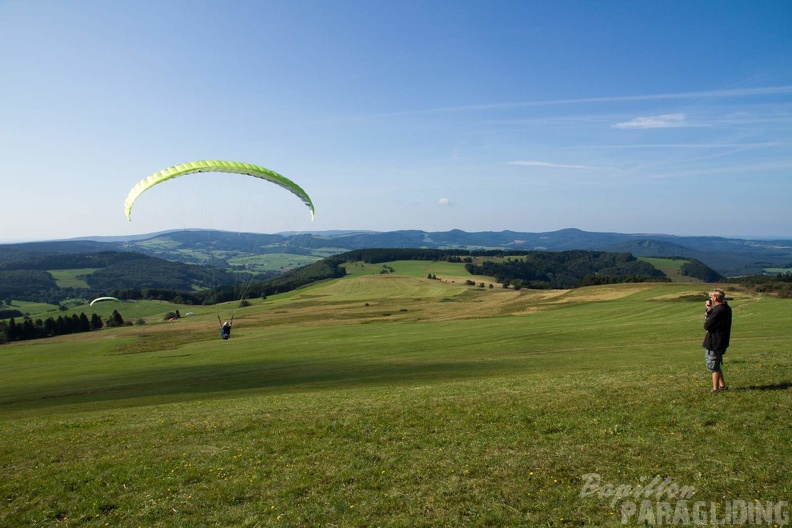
left=703, top=288, right=732, bottom=392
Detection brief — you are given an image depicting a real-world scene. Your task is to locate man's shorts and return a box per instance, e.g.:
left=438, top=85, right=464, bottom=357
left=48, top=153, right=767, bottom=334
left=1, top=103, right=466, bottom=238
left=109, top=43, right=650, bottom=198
left=705, top=349, right=722, bottom=372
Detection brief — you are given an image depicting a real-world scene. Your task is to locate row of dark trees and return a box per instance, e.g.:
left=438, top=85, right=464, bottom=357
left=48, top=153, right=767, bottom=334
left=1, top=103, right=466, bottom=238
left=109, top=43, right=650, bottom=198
left=0, top=251, right=246, bottom=305
left=203, top=256, right=348, bottom=304
left=679, top=260, right=726, bottom=282
left=0, top=310, right=125, bottom=344
left=726, top=272, right=792, bottom=298
left=0, top=252, right=347, bottom=308
left=464, top=250, right=670, bottom=289
left=0, top=308, right=24, bottom=319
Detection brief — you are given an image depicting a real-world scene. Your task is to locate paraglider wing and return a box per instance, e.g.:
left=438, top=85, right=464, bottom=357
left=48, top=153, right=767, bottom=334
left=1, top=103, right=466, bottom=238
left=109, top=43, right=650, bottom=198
left=123, top=160, right=315, bottom=221
left=89, top=296, right=121, bottom=306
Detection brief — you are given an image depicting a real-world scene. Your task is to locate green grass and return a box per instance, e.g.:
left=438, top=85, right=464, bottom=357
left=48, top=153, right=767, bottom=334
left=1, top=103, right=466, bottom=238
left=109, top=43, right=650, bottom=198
left=227, top=253, right=321, bottom=272
left=125, top=239, right=328, bottom=273
left=94, top=300, right=212, bottom=321
left=763, top=267, right=792, bottom=274
left=134, top=238, right=183, bottom=250
left=638, top=257, right=702, bottom=283
left=2, top=300, right=61, bottom=317
left=9, top=299, right=228, bottom=326
left=343, top=259, right=497, bottom=284
left=48, top=268, right=99, bottom=289
left=1, top=278, right=790, bottom=527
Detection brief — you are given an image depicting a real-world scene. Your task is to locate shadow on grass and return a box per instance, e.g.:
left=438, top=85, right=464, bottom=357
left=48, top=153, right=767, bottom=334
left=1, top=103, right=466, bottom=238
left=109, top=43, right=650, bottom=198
left=0, top=356, right=535, bottom=413
left=733, top=382, right=792, bottom=391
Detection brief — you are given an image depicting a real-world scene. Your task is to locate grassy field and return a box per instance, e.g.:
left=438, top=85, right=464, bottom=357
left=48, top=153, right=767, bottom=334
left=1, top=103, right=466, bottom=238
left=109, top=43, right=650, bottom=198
left=4, top=300, right=63, bottom=316
left=764, top=267, right=792, bottom=274
left=127, top=235, right=332, bottom=272
left=227, top=253, right=321, bottom=273
left=637, top=257, right=702, bottom=283
left=48, top=269, right=99, bottom=289
left=342, top=259, right=497, bottom=286
left=1, top=270, right=790, bottom=527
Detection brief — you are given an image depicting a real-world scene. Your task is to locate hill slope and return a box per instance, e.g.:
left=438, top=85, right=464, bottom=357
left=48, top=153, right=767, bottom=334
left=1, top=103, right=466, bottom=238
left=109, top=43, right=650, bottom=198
left=0, top=246, right=724, bottom=306
left=3, top=228, right=790, bottom=277
left=0, top=252, right=244, bottom=304
left=1, top=279, right=789, bottom=527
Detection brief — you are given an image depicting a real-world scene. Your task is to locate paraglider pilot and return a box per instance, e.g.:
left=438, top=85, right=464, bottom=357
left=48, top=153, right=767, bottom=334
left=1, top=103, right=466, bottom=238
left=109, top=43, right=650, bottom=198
left=220, top=320, right=232, bottom=340
left=218, top=313, right=234, bottom=340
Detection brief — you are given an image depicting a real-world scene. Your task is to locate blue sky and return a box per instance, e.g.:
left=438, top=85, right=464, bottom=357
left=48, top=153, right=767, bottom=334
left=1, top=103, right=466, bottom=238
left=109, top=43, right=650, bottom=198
left=1, top=0, right=791, bottom=242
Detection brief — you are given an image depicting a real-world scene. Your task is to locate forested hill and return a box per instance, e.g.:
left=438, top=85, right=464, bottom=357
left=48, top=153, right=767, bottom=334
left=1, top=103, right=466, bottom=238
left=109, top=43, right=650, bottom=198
left=0, top=247, right=725, bottom=306
left=227, top=248, right=724, bottom=300
left=335, top=248, right=722, bottom=288
left=463, top=250, right=668, bottom=289
left=2, top=228, right=791, bottom=276
left=0, top=252, right=246, bottom=305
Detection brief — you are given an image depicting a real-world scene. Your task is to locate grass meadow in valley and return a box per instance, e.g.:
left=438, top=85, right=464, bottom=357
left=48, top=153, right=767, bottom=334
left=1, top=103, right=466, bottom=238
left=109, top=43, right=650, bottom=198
left=1, top=262, right=790, bottom=527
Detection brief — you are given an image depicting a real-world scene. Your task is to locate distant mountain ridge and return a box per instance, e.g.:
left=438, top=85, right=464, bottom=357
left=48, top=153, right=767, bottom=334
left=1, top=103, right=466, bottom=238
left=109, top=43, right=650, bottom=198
left=2, top=228, right=791, bottom=276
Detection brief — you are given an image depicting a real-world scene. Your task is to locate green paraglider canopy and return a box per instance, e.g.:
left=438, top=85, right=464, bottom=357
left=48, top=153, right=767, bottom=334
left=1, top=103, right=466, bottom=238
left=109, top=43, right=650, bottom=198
left=123, top=160, right=315, bottom=221
left=89, top=296, right=120, bottom=306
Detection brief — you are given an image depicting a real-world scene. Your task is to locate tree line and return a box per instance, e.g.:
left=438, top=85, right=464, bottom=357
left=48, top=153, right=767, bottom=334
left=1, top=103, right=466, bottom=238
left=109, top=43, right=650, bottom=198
left=679, top=260, right=725, bottom=282
left=91, top=257, right=349, bottom=306
left=0, top=310, right=125, bottom=344
left=464, top=250, right=670, bottom=289
left=726, top=272, right=792, bottom=298
left=338, top=248, right=474, bottom=264
left=0, top=251, right=244, bottom=304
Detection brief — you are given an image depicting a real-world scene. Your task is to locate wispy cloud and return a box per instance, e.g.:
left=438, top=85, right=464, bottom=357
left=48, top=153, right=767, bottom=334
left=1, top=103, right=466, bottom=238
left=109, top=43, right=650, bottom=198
left=507, top=161, right=601, bottom=170
left=438, top=197, right=452, bottom=206
left=581, top=141, right=792, bottom=149
left=612, top=113, right=687, bottom=129
left=357, top=85, right=792, bottom=119
left=641, top=160, right=792, bottom=181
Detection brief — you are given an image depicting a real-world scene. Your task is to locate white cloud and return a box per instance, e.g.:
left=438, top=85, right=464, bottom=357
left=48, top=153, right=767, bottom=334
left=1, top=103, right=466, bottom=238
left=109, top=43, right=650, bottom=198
left=507, top=161, right=599, bottom=170
left=355, top=86, right=792, bottom=119
left=612, top=113, right=687, bottom=129
left=438, top=197, right=451, bottom=206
